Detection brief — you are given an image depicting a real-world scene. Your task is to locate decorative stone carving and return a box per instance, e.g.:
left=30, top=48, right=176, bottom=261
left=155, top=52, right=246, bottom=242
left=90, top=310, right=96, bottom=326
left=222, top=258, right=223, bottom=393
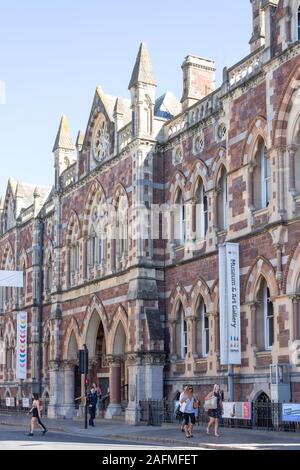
left=93, top=118, right=110, bottom=162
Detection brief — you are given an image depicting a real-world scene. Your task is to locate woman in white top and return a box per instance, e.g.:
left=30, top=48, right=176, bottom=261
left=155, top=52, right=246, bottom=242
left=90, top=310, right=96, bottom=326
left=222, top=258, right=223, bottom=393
left=180, top=386, right=198, bottom=438
left=178, top=385, right=188, bottom=432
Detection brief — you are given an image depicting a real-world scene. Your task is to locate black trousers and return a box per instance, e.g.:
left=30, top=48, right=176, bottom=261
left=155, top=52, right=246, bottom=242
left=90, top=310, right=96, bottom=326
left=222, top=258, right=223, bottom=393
left=36, top=415, right=47, bottom=431
left=89, top=405, right=96, bottom=425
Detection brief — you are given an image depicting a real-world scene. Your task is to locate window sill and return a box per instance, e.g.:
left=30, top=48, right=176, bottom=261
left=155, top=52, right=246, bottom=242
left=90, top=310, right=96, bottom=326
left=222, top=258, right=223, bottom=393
left=255, top=349, right=272, bottom=355
left=251, top=206, right=269, bottom=217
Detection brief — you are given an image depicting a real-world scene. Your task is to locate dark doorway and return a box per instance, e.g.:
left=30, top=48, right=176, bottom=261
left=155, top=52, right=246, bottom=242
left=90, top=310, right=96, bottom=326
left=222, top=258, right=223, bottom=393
left=74, top=365, right=81, bottom=409
left=255, top=392, right=272, bottom=428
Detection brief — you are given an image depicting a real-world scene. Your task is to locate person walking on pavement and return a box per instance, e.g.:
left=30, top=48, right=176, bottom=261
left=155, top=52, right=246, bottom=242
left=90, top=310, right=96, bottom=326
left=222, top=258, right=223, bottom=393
left=205, top=384, right=223, bottom=437
left=178, top=385, right=188, bottom=432
left=180, top=386, right=198, bottom=438
left=88, top=386, right=98, bottom=427
left=27, top=393, right=48, bottom=436
left=93, top=382, right=102, bottom=417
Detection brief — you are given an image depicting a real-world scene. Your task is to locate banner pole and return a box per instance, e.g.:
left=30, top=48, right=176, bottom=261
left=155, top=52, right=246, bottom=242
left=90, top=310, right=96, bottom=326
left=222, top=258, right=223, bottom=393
left=228, top=364, right=234, bottom=401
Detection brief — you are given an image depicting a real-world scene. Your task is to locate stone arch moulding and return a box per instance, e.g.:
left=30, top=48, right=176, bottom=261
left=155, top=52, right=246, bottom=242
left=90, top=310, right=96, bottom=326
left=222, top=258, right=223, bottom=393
left=188, top=159, right=210, bottom=196
left=83, top=179, right=107, bottom=236
left=66, top=209, right=82, bottom=244
left=244, top=256, right=278, bottom=303
left=248, top=386, right=271, bottom=403
left=190, top=277, right=213, bottom=313
left=210, top=147, right=227, bottom=188
left=112, top=182, right=129, bottom=208
left=272, top=62, right=300, bottom=147
left=168, top=170, right=187, bottom=204
left=242, top=116, right=268, bottom=165
left=169, top=283, right=190, bottom=321
left=81, top=295, right=109, bottom=353
left=62, top=316, right=81, bottom=361
left=109, top=304, right=128, bottom=355
left=284, top=242, right=300, bottom=294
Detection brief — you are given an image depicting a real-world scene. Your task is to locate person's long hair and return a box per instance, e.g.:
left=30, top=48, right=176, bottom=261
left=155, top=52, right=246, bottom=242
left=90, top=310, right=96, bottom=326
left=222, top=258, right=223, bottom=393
left=213, top=384, right=220, bottom=394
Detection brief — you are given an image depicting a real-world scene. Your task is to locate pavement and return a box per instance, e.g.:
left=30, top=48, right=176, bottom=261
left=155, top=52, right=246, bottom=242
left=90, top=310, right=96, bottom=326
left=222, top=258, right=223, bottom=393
left=1, top=413, right=300, bottom=450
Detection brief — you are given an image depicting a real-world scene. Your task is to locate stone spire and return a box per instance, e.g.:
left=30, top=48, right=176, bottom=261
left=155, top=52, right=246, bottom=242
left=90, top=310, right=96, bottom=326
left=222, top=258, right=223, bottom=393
left=76, top=130, right=84, bottom=151
left=128, top=43, right=157, bottom=89
left=52, top=115, right=75, bottom=152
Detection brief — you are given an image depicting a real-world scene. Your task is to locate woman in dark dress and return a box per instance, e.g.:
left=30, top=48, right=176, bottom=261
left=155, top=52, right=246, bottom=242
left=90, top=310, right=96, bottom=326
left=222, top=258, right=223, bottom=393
left=27, top=393, right=48, bottom=436
left=205, top=384, right=223, bottom=437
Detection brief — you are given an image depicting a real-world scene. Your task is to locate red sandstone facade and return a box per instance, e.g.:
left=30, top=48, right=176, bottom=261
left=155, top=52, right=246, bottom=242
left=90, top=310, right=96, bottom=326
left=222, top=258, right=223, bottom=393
left=1, top=1, right=300, bottom=423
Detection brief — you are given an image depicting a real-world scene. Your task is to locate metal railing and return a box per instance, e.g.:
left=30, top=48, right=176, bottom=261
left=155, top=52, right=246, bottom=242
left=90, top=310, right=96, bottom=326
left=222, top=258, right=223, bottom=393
left=0, top=398, right=49, bottom=416
left=139, top=400, right=300, bottom=432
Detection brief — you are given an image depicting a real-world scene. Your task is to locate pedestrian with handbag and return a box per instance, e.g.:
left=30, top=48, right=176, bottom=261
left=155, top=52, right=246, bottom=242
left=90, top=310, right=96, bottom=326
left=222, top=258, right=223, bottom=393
left=205, top=384, right=223, bottom=437
left=180, top=386, right=198, bottom=438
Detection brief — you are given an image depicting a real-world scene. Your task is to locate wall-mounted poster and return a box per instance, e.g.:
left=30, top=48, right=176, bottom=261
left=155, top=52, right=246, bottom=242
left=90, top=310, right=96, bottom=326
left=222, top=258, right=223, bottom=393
left=222, top=402, right=251, bottom=420
left=282, top=404, right=300, bottom=422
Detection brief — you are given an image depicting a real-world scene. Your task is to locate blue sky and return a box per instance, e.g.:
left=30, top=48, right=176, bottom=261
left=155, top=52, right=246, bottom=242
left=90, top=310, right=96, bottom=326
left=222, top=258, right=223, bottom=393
left=0, top=0, right=252, bottom=195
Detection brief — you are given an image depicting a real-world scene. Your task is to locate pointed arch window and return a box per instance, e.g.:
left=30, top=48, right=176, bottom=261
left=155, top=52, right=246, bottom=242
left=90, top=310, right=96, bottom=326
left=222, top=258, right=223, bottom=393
left=176, top=303, right=188, bottom=359
left=256, top=279, right=274, bottom=351
left=196, top=300, right=209, bottom=358
left=87, top=198, right=107, bottom=276
left=253, top=139, right=270, bottom=209
left=217, top=167, right=227, bottom=231
left=116, top=194, right=128, bottom=267
left=195, top=178, right=208, bottom=240
left=68, top=225, right=80, bottom=287
left=174, top=189, right=185, bottom=246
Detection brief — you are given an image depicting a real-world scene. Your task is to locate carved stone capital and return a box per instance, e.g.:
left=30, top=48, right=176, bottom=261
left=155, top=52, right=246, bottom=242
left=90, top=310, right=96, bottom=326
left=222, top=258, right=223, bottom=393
left=106, top=354, right=124, bottom=366
left=48, top=360, right=61, bottom=372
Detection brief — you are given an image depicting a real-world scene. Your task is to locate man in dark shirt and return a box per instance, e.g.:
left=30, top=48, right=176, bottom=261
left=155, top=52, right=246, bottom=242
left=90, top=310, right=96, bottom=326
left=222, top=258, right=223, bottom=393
left=88, top=386, right=98, bottom=427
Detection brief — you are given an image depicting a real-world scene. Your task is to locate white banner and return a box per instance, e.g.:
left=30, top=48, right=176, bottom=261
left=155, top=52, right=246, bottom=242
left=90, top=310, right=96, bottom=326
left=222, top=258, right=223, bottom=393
left=22, top=398, right=30, bottom=408
left=0, top=270, right=23, bottom=287
left=6, top=397, right=15, bottom=407
left=16, top=311, right=27, bottom=380
left=222, top=402, right=251, bottom=420
left=219, top=243, right=241, bottom=365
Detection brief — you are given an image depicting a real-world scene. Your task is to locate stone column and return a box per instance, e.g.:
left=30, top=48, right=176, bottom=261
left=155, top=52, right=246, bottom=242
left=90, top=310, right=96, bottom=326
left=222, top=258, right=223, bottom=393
left=276, top=244, right=283, bottom=290
left=214, top=312, right=220, bottom=355
left=250, top=302, right=257, bottom=348
left=47, top=360, right=63, bottom=418
left=125, top=353, right=165, bottom=426
left=288, top=146, right=297, bottom=193
left=105, top=355, right=122, bottom=419
left=61, top=360, right=76, bottom=418
left=170, top=320, right=176, bottom=355
left=277, top=147, right=286, bottom=217
left=190, top=316, right=198, bottom=358
left=292, top=296, right=300, bottom=342
left=248, top=163, right=254, bottom=210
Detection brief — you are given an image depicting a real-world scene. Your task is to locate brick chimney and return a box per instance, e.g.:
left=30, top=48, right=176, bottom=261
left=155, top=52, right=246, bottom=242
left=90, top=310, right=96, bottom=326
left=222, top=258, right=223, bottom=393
left=181, top=55, right=216, bottom=111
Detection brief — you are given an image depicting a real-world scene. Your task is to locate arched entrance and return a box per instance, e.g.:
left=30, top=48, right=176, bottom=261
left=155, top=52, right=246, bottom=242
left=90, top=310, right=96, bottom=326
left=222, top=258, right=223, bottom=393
left=64, top=332, right=79, bottom=417
left=105, top=321, right=128, bottom=419
left=85, top=311, right=108, bottom=416
left=254, top=392, right=272, bottom=429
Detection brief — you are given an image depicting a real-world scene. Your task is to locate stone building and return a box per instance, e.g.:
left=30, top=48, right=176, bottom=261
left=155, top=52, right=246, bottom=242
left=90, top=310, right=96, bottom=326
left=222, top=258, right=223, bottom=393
left=1, top=0, right=300, bottom=424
